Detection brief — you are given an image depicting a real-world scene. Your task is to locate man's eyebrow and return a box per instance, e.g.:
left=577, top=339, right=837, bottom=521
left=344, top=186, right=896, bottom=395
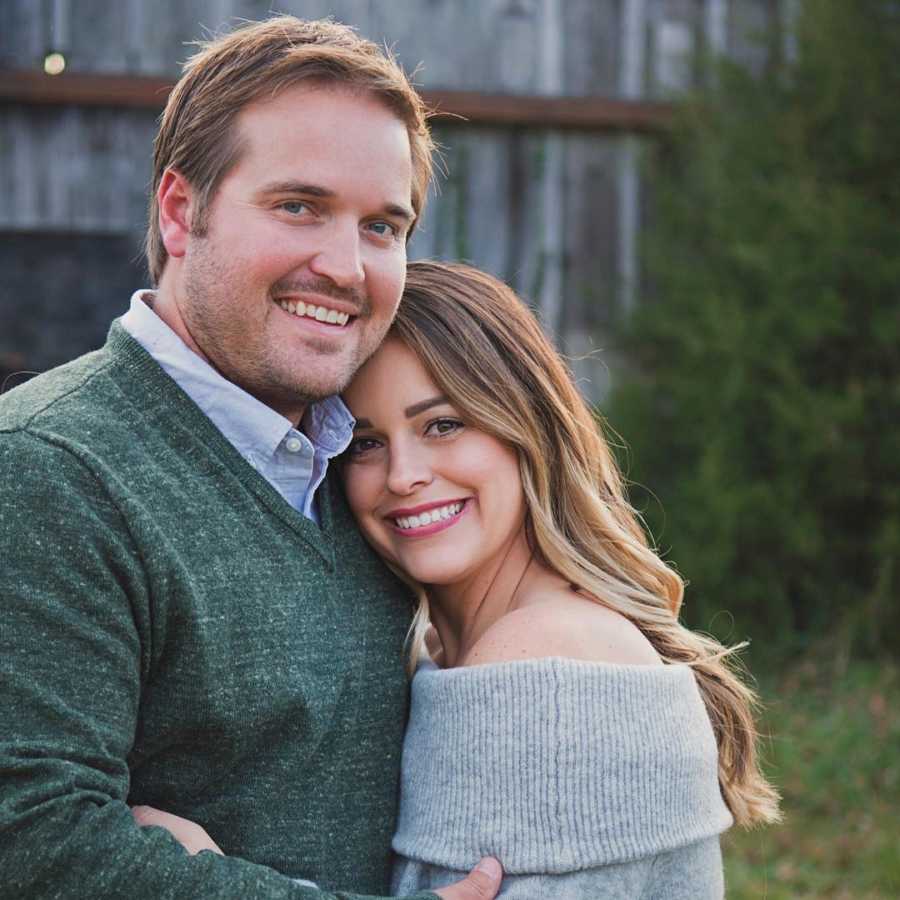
left=257, top=181, right=334, bottom=198
left=384, top=203, right=416, bottom=225
left=256, top=181, right=414, bottom=223
left=353, top=417, right=373, bottom=430
left=404, top=396, right=449, bottom=418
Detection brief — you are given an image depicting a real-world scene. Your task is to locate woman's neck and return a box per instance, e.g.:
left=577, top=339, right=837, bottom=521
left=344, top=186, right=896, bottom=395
left=427, top=529, right=540, bottom=668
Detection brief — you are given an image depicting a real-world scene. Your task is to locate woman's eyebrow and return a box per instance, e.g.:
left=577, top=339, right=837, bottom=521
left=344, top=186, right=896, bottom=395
left=404, top=396, right=449, bottom=418
left=351, top=397, right=450, bottom=431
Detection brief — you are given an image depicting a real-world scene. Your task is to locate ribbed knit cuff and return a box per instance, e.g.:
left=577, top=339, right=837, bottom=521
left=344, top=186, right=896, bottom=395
left=392, top=658, right=733, bottom=873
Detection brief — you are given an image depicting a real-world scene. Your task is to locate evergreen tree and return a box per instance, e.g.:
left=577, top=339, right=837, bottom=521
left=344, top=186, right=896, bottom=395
left=610, top=0, right=900, bottom=657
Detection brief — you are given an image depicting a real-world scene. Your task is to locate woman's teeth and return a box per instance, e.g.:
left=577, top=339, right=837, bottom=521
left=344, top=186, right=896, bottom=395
left=277, top=299, right=350, bottom=326
left=394, top=501, right=464, bottom=531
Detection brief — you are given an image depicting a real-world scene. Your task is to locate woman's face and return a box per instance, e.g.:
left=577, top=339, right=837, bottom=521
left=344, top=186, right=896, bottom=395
left=342, top=338, right=526, bottom=587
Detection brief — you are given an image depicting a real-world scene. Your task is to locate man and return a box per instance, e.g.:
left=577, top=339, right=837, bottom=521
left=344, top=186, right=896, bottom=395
left=0, top=17, right=500, bottom=899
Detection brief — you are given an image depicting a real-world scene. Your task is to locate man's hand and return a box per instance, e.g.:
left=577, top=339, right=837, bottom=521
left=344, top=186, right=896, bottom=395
left=434, top=858, right=502, bottom=899
left=131, top=805, right=224, bottom=856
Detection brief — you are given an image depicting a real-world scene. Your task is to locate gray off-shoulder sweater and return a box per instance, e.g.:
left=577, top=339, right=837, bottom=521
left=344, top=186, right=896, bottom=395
left=391, top=658, right=733, bottom=899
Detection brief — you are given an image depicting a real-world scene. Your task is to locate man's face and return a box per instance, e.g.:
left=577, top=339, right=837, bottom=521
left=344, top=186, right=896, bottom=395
left=178, top=84, right=414, bottom=422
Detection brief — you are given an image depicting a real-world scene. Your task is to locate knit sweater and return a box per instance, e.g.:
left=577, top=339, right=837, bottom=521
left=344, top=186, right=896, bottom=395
left=392, top=657, right=733, bottom=898
left=0, top=323, right=436, bottom=900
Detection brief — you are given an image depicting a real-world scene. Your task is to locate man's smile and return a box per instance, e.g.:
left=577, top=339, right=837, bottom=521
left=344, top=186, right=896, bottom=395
left=275, top=297, right=352, bottom=327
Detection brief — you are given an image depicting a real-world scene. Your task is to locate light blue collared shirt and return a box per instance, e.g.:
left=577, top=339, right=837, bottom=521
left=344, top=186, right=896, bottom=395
left=120, top=290, right=354, bottom=524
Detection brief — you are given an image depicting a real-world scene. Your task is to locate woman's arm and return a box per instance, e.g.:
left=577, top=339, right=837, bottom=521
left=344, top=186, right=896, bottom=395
left=131, top=806, right=224, bottom=856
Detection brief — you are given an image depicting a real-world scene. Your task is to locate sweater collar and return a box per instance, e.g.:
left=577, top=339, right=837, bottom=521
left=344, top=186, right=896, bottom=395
left=119, top=290, right=354, bottom=464
left=102, top=319, right=339, bottom=568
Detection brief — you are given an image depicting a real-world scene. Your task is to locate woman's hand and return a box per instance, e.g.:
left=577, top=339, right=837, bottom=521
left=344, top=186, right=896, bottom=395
left=131, top=805, right=224, bottom=856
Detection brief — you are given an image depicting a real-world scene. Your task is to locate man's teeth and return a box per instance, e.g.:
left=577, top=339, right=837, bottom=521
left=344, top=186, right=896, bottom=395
left=277, top=299, right=350, bottom=326
left=395, top=501, right=464, bottom=531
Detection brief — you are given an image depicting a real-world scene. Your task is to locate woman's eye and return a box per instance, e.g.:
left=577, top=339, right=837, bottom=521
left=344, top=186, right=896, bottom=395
left=346, top=437, right=381, bottom=458
left=427, top=418, right=463, bottom=437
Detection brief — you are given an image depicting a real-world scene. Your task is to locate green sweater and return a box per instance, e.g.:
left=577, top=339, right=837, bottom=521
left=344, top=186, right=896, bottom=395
left=0, top=323, right=436, bottom=900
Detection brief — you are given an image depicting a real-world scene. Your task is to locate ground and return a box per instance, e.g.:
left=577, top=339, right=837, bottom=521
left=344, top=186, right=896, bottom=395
left=724, top=658, right=900, bottom=899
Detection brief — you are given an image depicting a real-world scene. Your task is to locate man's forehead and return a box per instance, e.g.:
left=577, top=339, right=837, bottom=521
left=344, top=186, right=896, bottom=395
left=235, top=81, right=406, bottom=136
left=234, top=84, right=410, bottom=166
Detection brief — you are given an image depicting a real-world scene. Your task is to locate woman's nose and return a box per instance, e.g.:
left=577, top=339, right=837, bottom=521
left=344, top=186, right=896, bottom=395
left=386, top=446, right=433, bottom=496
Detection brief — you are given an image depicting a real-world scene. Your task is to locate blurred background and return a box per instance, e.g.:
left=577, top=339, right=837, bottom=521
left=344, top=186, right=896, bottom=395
left=1, top=1, right=898, bottom=896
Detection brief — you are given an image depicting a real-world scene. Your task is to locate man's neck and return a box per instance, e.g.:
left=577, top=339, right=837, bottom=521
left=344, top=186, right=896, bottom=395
left=150, top=279, right=211, bottom=365
left=140, top=280, right=307, bottom=429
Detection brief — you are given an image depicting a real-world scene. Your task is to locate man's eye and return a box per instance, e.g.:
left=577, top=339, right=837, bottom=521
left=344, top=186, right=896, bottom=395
left=367, top=221, right=398, bottom=238
left=280, top=201, right=310, bottom=215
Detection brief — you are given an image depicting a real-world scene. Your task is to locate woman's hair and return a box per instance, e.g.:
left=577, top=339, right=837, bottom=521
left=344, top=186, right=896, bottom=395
left=392, top=259, right=781, bottom=828
left=146, top=15, right=434, bottom=285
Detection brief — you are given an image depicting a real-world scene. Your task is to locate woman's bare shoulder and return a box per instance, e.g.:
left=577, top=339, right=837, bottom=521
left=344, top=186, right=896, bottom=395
left=461, top=591, right=663, bottom=668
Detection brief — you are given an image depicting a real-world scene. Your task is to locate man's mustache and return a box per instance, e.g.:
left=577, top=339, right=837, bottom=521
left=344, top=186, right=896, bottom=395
left=272, top=277, right=369, bottom=316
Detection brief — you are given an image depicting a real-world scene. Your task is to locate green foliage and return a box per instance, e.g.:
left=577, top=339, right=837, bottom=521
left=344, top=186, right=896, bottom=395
left=724, top=660, right=900, bottom=898
left=609, top=0, right=900, bottom=657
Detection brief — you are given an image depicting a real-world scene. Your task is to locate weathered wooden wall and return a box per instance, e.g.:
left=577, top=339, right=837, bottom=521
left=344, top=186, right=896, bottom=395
left=0, top=0, right=778, bottom=395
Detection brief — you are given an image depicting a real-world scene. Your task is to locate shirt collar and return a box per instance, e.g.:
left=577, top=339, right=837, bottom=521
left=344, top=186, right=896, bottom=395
left=120, top=290, right=355, bottom=461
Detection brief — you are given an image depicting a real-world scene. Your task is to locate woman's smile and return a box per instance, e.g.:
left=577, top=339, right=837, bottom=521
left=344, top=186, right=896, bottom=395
left=385, top=498, right=470, bottom=537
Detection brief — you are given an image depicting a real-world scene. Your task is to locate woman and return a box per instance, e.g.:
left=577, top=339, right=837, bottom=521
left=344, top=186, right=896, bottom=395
left=342, top=261, right=779, bottom=897
left=137, top=261, right=780, bottom=895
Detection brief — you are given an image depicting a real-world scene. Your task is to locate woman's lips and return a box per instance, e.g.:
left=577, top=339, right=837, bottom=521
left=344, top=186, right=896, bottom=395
left=386, top=499, right=469, bottom=538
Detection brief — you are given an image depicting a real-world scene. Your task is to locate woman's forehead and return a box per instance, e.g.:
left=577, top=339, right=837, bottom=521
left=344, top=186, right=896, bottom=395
left=344, top=338, right=440, bottom=417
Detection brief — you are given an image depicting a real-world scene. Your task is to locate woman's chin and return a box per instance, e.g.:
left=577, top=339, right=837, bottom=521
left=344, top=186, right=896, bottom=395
left=395, top=559, right=467, bottom=588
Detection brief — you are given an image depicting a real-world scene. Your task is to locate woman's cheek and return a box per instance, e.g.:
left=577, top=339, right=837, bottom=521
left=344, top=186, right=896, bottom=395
left=343, top=465, right=387, bottom=543
left=341, top=466, right=369, bottom=521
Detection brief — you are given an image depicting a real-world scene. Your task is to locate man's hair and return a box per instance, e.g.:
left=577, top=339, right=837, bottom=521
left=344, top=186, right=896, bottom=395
left=145, top=16, right=434, bottom=285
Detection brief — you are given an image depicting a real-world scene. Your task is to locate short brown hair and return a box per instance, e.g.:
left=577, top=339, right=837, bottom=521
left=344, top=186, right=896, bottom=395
left=145, top=16, right=434, bottom=284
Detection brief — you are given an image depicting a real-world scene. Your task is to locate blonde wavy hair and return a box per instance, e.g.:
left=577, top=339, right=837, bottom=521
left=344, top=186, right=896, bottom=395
left=391, top=260, right=781, bottom=828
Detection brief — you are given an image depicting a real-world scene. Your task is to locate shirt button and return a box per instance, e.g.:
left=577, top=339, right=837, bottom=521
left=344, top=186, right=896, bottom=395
left=285, top=437, right=303, bottom=453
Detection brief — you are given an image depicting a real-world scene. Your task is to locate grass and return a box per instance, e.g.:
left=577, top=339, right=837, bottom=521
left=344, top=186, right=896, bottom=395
left=723, top=656, right=900, bottom=899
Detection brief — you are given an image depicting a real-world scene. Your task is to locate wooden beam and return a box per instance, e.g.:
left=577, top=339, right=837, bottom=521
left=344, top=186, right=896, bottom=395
left=0, top=70, right=175, bottom=108
left=423, top=89, right=670, bottom=132
left=0, top=69, right=671, bottom=132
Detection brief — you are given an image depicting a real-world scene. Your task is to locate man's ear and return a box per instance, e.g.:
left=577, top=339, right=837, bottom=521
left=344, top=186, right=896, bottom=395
left=157, top=169, right=195, bottom=260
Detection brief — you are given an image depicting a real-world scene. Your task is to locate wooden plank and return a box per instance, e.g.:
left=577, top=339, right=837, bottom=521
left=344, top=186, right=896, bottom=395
left=0, top=70, right=176, bottom=107
left=0, top=70, right=672, bottom=132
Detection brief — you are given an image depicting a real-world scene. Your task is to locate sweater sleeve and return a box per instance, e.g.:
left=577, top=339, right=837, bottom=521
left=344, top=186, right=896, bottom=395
left=392, top=836, right=723, bottom=899
left=0, top=429, right=435, bottom=900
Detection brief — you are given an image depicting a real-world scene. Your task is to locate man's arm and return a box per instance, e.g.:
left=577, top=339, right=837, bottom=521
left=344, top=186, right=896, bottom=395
left=0, top=430, right=497, bottom=900
left=130, top=806, right=502, bottom=900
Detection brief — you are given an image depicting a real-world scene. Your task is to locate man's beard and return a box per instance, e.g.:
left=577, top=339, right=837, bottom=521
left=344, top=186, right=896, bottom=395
left=180, top=241, right=375, bottom=413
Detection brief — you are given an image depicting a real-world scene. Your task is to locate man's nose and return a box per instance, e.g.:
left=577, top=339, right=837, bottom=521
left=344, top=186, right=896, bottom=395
left=308, top=220, right=365, bottom=289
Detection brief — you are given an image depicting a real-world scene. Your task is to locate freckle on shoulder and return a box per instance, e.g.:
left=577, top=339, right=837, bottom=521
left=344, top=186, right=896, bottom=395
left=463, top=592, right=663, bottom=667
